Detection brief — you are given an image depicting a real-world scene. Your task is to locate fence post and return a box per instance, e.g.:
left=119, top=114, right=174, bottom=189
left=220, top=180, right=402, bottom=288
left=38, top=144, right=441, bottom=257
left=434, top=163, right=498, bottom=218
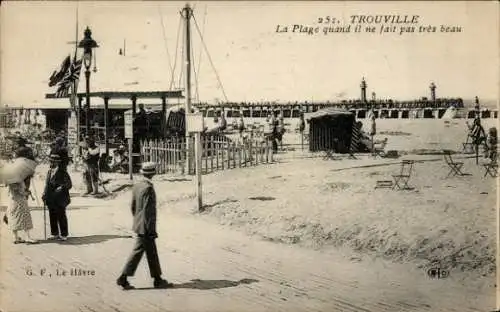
left=270, top=140, right=274, bottom=163
left=265, top=140, right=269, bottom=163
left=180, top=138, right=185, bottom=175
left=238, top=142, right=242, bottom=168
left=259, top=142, right=267, bottom=163
left=221, top=140, right=225, bottom=170
left=169, top=140, right=174, bottom=174
left=204, top=136, right=208, bottom=174
left=210, top=136, right=214, bottom=173
left=250, top=140, right=254, bottom=166
left=232, top=142, right=236, bottom=168
left=160, top=140, right=165, bottom=174
left=228, top=141, right=232, bottom=169
left=153, top=139, right=158, bottom=165
left=216, top=137, right=220, bottom=170
left=243, top=139, right=248, bottom=167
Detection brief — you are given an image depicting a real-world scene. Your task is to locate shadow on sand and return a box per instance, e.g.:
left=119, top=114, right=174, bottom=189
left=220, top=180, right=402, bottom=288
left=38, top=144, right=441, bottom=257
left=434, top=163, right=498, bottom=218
left=133, top=278, right=259, bottom=291
left=201, top=199, right=238, bottom=212
left=37, top=234, right=133, bottom=245
left=28, top=205, right=93, bottom=211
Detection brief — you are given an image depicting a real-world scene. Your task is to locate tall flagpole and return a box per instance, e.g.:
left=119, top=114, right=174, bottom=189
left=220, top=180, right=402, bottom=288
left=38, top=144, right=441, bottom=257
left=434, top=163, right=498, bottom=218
left=183, top=4, right=192, bottom=174
left=73, top=3, right=81, bottom=166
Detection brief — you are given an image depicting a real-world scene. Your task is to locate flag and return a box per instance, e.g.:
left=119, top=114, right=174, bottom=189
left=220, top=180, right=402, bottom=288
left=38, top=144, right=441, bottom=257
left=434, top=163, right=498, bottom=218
left=54, top=57, right=83, bottom=99
left=48, top=56, right=71, bottom=87
left=54, top=82, right=70, bottom=98
left=60, top=58, right=83, bottom=88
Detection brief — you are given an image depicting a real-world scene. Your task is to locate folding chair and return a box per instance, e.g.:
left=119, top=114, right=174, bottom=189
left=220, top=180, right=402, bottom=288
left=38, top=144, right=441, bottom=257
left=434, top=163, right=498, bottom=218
left=392, top=160, right=414, bottom=190
left=483, top=161, right=498, bottom=177
left=483, top=153, right=498, bottom=177
left=443, top=152, right=465, bottom=178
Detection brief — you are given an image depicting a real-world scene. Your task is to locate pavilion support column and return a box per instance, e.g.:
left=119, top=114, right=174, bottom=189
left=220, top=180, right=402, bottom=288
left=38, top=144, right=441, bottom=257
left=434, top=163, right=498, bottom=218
left=131, top=94, right=137, bottom=148
left=131, top=95, right=137, bottom=120
left=161, top=96, right=167, bottom=136
left=104, top=97, right=109, bottom=156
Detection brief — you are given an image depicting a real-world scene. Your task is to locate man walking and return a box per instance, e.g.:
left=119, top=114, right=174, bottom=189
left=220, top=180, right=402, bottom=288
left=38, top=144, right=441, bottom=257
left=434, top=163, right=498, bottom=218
left=116, top=162, right=172, bottom=290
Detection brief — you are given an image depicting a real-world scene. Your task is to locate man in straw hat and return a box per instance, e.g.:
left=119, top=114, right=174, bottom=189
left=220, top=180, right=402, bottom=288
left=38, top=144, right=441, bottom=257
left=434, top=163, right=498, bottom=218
left=116, top=162, right=173, bottom=290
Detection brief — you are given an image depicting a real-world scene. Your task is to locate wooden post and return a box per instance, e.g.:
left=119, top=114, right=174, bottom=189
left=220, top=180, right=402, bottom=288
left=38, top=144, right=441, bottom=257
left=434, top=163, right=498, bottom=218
left=195, top=132, right=203, bottom=212
left=128, top=138, right=133, bottom=180
left=104, top=97, right=109, bottom=156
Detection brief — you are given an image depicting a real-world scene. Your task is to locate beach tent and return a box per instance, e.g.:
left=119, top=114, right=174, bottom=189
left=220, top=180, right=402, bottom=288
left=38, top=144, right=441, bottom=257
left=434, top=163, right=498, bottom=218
left=305, top=108, right=355, bottom=153
left=442, top=106, right=458, bottom=119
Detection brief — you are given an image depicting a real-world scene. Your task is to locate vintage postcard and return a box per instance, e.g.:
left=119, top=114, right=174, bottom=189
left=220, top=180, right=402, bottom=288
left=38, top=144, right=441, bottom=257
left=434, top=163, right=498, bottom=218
left=0, top=1, right=498, bottom=311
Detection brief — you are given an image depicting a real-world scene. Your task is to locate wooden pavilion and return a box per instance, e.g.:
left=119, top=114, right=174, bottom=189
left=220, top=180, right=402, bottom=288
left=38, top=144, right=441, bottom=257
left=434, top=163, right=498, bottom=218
left=45, top=90, right=184, bottom=155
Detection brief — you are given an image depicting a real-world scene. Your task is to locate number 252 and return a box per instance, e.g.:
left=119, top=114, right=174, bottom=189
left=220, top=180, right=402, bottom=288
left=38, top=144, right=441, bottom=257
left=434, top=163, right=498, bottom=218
left=318, top=16, right=336, bottom=24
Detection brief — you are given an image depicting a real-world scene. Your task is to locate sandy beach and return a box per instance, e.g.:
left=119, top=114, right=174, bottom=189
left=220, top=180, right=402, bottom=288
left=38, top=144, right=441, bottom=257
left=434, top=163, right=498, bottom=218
left=0, top=118, right=497, bottom=312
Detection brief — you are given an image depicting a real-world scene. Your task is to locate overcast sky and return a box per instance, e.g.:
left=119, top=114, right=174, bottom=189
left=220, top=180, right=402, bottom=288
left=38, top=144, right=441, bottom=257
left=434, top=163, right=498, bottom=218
left=1, top=1, right=498, bottom=108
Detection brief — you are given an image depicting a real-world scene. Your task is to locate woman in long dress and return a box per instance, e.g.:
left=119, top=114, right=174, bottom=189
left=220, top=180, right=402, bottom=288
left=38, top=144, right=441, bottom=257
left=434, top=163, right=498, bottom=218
left=7, top=181, right=36, bottom=244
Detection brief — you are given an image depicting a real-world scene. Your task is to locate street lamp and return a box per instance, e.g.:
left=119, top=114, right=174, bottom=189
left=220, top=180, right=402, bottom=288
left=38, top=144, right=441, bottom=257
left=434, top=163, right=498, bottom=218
left=78, top=26, right=99, bottom=136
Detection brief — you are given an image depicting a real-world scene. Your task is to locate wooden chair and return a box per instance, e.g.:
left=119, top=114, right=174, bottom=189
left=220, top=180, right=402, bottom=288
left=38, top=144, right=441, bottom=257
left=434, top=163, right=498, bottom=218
left=483, top=153, right=498, bottom=177
left=392, top=160, right=414, bottom=190
left=443, top=151, right=465, bottom=177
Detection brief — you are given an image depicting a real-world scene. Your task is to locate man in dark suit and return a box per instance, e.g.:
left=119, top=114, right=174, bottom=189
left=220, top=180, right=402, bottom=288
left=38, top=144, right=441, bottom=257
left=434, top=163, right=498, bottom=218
left=42, top=154, right=72, bottom=241
left=116, top=162, right=172, bottom=290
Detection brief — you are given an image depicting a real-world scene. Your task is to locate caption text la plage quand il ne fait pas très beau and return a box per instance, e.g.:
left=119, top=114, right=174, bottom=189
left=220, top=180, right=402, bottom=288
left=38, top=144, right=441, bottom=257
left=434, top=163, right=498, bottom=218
left=275, top=15, right=462, bottom=36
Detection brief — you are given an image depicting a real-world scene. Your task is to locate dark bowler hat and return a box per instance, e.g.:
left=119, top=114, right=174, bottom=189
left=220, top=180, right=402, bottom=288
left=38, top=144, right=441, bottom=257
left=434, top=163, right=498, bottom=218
left=49, top=154, right=62, bottom=162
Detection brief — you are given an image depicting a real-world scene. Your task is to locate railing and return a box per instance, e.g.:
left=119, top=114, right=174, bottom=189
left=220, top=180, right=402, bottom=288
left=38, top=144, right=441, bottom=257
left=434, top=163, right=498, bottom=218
left=140, top=134, right=274, bottom=175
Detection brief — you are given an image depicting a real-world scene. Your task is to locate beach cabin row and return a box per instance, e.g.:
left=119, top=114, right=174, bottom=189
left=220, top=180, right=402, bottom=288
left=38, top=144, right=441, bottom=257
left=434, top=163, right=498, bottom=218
left=197, top=105, right=498, bottom=121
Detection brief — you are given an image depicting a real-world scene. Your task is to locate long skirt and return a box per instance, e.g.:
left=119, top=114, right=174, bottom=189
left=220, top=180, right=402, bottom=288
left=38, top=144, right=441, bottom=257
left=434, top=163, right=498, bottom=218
left=7, top=182, right=33, bottom=232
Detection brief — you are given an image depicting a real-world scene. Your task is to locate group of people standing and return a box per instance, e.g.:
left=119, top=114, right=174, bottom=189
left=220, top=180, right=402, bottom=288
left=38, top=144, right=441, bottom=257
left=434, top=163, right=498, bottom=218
left=2, top=134, right=105, bottom=243
left=2, top=135, right=72, bottom=243
left=3, top=133, right=171, bottom=289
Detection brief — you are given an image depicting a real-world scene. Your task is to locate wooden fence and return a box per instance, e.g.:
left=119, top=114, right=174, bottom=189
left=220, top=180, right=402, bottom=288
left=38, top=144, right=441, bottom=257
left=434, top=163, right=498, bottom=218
left=140, top=135, right=274, bottom=175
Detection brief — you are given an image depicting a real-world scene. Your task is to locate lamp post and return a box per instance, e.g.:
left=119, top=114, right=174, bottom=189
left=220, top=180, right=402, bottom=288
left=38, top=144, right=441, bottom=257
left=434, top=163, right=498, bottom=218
left=78, top=27, right=99, bottom=137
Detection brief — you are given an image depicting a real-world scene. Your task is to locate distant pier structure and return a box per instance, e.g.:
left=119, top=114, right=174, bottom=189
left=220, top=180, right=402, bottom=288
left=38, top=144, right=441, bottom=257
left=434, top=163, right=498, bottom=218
left=430, top=82, right=436, bottom=102
left=360, top=77, right=367, bottom=103
left=184, top=77, right=496, bottom=123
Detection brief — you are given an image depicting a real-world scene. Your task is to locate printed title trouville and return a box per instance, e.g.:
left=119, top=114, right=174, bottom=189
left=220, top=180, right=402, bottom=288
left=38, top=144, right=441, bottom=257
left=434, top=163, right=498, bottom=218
left=276, top=14, right=461, bottom=35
